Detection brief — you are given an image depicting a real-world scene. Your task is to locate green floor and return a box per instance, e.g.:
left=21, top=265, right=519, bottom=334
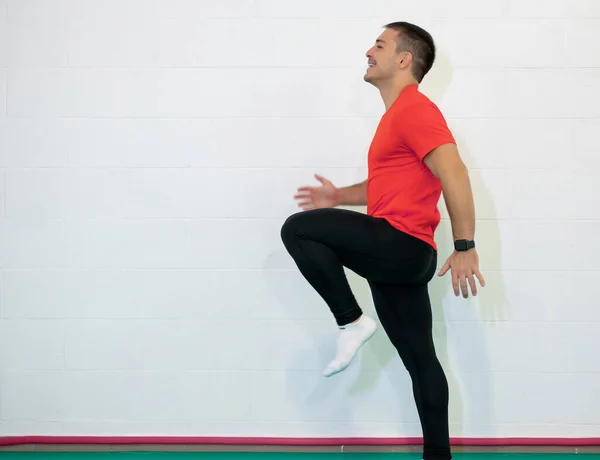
left=2, top=453, right=600, bottom=460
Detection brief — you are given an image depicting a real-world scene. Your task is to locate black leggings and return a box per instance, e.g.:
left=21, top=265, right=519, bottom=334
left=280, top=208, right=451, bottom=460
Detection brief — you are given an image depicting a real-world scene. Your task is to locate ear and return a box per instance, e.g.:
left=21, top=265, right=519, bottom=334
left=397, top=51, right=412, bottom=69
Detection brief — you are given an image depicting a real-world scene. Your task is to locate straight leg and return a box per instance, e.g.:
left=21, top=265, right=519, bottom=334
left=368, top=280, right=451, bottom=460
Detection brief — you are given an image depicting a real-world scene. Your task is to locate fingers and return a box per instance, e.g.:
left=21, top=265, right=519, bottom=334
left=454, top=272, right=480, bottom=298
left=466, top=273, right=477, bottom=297
left=296, top=197, right=315, bottom=209
left=293, top=192, right=312, bottom=200
left=444, top=252, right=486, bottom=298
left=452, top=268, right=459, bottom=297
left=294, top=185, right=315, bottom=201
left=298, top=203, right=315, bottom=210
left=458, top=274, right=469, bottom=298
left=295, top=175, right=330, bottom=201
left=294, top=178, right=325, bottom=210
left=456, top=271, right=485, bottom=298
left=474, top=268, right=486, bottom=287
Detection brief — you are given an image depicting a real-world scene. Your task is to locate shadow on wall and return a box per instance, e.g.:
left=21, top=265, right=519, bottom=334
left=436, top=127, right=513, bottom=438
left=421, top=48, right=512, bottom=438
left=261, top=48, right=510, bottom=437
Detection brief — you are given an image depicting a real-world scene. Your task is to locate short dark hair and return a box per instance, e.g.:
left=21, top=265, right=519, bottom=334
left=384, top=22, right=436, bottom=82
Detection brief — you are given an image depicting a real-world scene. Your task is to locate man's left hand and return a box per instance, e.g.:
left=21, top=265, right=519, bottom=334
left=438, top=249, right=485, bottom=298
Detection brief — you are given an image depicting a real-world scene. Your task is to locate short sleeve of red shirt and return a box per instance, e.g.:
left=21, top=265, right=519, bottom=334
left=397, top=102, right=456, bottom=161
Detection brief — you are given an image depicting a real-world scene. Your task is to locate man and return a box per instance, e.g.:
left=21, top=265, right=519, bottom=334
left=280, top=22, right=484, bottom=460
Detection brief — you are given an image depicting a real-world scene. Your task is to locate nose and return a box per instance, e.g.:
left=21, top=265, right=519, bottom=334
left=366, top=47, right=373, bottom=58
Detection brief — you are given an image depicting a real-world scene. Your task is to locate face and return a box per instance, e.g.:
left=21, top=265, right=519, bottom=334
left=364, top=28, right=407, bottom=85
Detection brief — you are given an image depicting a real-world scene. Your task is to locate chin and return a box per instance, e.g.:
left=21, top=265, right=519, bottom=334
left=364, top=67, right=380, bottom=82
left=363, top=74, right=377, bottom=85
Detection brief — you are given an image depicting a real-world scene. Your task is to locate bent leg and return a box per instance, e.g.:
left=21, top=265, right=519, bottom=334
left=280, top=207, right=435, bottom=326
left=280, top=207, right=433, bottom=377
left=280, top=208, right=362, bottom=325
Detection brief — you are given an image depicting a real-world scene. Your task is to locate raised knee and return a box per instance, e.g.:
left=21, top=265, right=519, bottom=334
left=280, top=211, right=304, bottom=245
left=281, top=208, right=329, bottom=246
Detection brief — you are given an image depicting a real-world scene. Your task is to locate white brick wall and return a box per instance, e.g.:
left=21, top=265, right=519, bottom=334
left=1, top=0, right=599, bottom=441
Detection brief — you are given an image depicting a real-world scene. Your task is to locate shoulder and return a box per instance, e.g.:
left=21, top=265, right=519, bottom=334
left=403, top=95, right=446, bottom=119
left=389, top=86, right=446, bottom=121
left=393, top=99, right=450, bottom=135
left=389, top=92, right=455, bottom=160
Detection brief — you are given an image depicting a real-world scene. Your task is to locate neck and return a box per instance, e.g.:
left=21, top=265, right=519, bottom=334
left=378, top=78, right=418, bottom=111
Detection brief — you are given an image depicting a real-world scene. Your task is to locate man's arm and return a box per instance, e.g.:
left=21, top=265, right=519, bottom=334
left=422, top=143, right=474, bottom=241
left=422, top=142, right=484, bottom=298
left=336, top=179, right=368, bottom=206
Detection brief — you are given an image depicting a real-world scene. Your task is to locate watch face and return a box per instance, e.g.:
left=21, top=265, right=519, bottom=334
left=455, top=240, right=473, bottom=251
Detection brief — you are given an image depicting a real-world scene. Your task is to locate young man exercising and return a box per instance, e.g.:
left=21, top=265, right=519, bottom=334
left=280, top=22, right=485, bottom=460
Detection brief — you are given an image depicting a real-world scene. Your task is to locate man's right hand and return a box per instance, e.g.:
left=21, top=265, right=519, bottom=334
left=293, top=174, right=339, bottom=210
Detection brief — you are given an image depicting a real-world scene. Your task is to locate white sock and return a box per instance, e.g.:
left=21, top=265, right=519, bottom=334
left=322, top=315, right=377, bottom=377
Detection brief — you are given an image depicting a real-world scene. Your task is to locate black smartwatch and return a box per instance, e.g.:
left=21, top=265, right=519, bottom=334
left=454, top=239, right=475, bottom=252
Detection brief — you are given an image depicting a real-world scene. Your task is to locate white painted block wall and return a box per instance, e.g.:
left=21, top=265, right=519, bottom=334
left=1, top=0, right=599, bottom=439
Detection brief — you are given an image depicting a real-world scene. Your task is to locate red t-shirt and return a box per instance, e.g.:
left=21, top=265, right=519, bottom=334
left=366, top=84, right=455, bottom=250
